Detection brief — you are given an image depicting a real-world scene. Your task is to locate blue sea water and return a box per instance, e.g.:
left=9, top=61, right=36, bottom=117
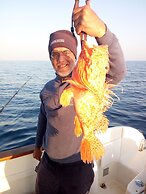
left=0, top=61, right=146, bottom=152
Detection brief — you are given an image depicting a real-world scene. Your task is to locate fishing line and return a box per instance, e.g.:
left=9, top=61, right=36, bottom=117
left=0, top=76, right=32, bottom=113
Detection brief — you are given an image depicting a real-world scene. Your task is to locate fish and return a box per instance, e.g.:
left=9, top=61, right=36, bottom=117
left=60, top=40, right=114, bottom=163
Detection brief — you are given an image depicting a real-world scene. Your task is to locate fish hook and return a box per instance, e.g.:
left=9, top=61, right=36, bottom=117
left=86, top=0, right=90, bottom=6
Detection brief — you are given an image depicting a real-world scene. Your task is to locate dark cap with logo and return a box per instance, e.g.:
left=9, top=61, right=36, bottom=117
left=48, top=30, right=78, bottom=58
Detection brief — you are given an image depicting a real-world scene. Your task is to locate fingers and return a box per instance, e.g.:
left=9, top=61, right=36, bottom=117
left=73, top=0, right=79, bottom=10
left=33, top=148, right=42, bottom=161
left=85, top=0, right=90, bottom=6
left=72, top=0, right=93, bottom=35
left=76, top=25, right=83, bottom=36
left=75, top=21, right=87, bottom=35
left=34, top=153, right=41, bottom=161
left=35, top=155, right=41, bottom=161
left=73, top=8, right=82, bottom=34
left=73, top=5, right=90, bottom=35
left=74, top=0, right=90, bottom=8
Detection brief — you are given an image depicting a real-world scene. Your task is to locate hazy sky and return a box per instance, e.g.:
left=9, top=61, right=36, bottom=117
left=0, top=0, right=146, bottom=61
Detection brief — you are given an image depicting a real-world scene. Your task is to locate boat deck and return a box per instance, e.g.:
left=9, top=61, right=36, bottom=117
left=90, top=180, right=126, bottom=194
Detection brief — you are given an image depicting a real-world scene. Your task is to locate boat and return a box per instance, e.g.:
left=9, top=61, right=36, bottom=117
left=0, top=126, right=146, bottom=194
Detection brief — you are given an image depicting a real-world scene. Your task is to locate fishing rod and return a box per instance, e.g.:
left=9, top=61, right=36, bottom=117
left=71, top=0, right=90, bottom=47
left=0, top=76, right=32, bottom=113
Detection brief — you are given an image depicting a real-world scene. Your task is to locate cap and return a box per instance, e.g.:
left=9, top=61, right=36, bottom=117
left=48, top=30, right=78, bottom=58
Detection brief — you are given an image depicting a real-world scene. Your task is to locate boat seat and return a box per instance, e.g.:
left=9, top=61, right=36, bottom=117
left=95, top=127, right=146, bottom=187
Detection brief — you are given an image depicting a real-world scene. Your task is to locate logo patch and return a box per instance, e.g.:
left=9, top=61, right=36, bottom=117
left=50, top=39, right=65, bottom=46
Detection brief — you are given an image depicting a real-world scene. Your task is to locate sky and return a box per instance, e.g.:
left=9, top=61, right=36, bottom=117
left=0, top=0, right=146, bottom=61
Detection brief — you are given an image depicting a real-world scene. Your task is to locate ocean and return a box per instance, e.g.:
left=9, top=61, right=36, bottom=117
left=0, top=61, right=146, bottom=152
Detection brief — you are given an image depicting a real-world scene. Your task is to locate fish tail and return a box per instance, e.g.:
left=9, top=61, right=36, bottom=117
left=80, top=138, right=93, bottom=163
left=81, top=136, right=104, bottom=163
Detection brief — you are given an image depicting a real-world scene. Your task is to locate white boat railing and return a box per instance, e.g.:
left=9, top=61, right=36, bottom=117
left=0, top=144, right=38, bottom=194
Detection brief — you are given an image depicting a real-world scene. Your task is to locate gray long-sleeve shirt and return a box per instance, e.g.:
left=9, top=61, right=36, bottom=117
left=35, top=28, right=126, bottom=163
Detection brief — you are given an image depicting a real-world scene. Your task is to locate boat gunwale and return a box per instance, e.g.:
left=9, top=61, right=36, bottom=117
left=0, top=144, right=35, bottom=162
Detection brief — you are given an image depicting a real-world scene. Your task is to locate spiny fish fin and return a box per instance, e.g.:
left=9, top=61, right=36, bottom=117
left=80, top=138, right=93, bottom=163
left=74, top=115, right=83, bottom=137
left=67, top=79, right=86, bottom=90
left=60, top=87, right=73, bottom=107
left=95, top=115, right=109, bottom=133
left=80, top=136, right=104, bottom=163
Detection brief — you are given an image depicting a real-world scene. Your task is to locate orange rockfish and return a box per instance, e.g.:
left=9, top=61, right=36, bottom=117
left=60, top=40, right=114, bottom=163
